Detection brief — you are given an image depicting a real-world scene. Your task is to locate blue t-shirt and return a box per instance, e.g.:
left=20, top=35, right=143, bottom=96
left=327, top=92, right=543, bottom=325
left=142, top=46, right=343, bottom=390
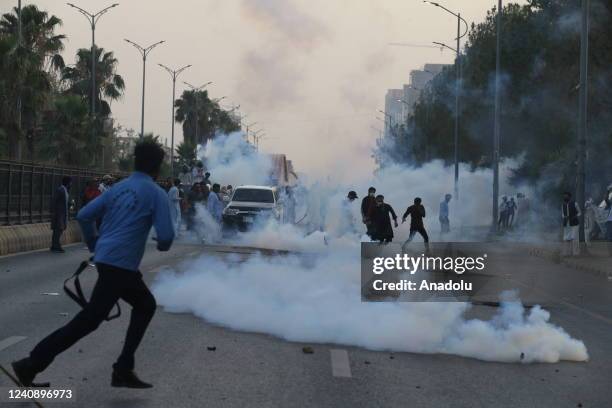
left=77, top=172, right=175, bottom=271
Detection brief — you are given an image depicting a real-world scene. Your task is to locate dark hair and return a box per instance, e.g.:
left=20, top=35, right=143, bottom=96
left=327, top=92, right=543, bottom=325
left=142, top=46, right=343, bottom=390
left=414, top=197, right=422, bottom=204
left=212, top=183, right=220, bottom=193
left=563, top=191, right=572, bottom=197
left=174, top=178, right=181, bottom=186
left=368, top=187, right=376, bottom=193
left=134, top=140, right=165, bottom=175
left=61, top=176, right=72, bottom=186
left=376, top=194, right=384, bottom=200
left=205, top=172, right=211, bottom=177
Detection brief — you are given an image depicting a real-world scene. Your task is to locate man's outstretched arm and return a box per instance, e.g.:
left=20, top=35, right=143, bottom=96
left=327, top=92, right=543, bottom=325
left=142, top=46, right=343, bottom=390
left=154, top=191, right=175, bottom=251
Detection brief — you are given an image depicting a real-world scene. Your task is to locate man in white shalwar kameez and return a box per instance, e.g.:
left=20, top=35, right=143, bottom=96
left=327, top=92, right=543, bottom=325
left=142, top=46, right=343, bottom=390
left=168, top=179, right=182, bottom=236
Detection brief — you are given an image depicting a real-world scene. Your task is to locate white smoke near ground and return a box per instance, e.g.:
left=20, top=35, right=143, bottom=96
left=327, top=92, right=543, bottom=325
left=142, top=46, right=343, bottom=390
left=158, top=133, right=588, bottom=364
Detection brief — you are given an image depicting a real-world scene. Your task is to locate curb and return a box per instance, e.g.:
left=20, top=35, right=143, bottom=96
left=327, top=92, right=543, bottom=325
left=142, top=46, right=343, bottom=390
left=528, top=246, right=610, bottom=277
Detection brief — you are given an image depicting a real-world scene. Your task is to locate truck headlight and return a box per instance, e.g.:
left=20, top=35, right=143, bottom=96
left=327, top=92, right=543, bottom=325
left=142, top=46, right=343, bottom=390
left=224, top=208, right=239, bottom=216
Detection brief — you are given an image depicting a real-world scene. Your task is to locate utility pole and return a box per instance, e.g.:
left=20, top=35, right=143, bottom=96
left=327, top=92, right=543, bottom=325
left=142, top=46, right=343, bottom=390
left=159, top=63, right=191, bottom=175
left=125, top=38, right=165, bottom=138
left=425, top=1, right=468, bottom=201
left=67, top=3, right=119, bottom=159
left=16, top=0, right=22, bottom=159
left=183, top=81, right=212, bottom=145
left=576, top=0, right=590, bottom=246
left=492, top=0, right=503, bottom=233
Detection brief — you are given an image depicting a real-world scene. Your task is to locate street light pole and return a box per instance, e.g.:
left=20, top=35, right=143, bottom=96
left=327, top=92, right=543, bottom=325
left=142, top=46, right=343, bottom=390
left=492, top=0, right=503, bottom=232
left=158, top=63, right=191, bottom=175
left=67, top=3, right=119, bottom=152
left=425, top=1, right=468, bottom=201
left=183, top=81, right=212, bottom=144
left=125, top=38, right=165, bottom=138
left=577, top=0, right=590, bottom=245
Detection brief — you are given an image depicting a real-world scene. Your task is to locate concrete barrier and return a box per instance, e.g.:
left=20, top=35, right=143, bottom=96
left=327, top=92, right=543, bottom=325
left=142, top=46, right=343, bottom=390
left=0, top=221, right=82, bottom=256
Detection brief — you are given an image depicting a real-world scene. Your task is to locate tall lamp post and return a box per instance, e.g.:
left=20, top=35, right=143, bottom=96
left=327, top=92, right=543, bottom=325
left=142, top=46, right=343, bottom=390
left=425, top=1, right=468, bottom=201
left=576, top=0, right=590, bottom=246
left=124, top=38, right=165, bottom=138
left=67, top=3, right=119, bottom=149
left=158, top=63, right=191, bottom=174
left=492, top=0, right=503, bottom=232
left=183, top=81, right=212, bottom=144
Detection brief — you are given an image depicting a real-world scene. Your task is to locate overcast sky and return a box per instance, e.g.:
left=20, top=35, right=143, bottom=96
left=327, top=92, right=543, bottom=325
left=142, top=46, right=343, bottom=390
left=9, top=0, right=526, bottom=180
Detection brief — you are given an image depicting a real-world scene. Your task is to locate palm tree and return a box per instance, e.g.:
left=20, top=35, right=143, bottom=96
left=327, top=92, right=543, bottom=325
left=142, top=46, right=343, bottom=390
left=62, top=46, right=125, bottom=117
left=174, top=90, right=240, bottom=145
left=175, top=141, right=197, bottom=169
left=0, top=5, right=66, bottom=159
left=39, top=94, right=90, bottom=166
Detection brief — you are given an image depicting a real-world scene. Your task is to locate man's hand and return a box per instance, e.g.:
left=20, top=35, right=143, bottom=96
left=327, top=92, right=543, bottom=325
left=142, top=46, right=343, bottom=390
left=402, top=218, right=406, bottom=224
left=394, top=220, right=399, bottom=228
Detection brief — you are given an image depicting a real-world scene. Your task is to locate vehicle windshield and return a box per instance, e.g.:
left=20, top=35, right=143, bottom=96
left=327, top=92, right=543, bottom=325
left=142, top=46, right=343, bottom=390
left=232, top=188, right=274, bottom=203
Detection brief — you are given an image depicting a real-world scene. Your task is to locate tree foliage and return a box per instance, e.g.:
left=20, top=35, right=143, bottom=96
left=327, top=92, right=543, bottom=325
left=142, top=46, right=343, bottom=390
left=383, top=0, right=612, bottom=200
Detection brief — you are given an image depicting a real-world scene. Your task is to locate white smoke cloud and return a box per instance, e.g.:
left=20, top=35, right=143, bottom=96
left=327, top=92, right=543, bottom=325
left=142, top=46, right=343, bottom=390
left=160, top=134, right=587, bottom=364
left=152, top=240, right=588, bottom=363
left=198, top=132, right=273, bottom=187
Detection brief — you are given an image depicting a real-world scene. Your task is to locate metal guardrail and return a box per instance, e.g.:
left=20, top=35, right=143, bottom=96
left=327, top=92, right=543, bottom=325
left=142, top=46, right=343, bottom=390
left=0, top=160, right=125, bottom=226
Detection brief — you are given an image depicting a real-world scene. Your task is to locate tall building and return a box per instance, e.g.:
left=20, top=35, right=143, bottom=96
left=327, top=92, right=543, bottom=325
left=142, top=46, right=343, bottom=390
left=382, top=63, right=450, bottom=147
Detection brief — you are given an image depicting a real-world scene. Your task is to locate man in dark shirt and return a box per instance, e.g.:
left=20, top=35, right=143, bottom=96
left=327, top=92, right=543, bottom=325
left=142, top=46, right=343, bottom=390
left=370, top=195, right=398, bottom=243
left=402, top=197, right=430, bottom=251
left=361, top=187, right=377, bottom=238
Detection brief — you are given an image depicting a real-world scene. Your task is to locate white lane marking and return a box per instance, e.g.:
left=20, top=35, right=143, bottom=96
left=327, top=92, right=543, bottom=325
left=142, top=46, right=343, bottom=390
left=0, top=336, right=27, bottom=352
left=330, top=349, right=352, bottom=378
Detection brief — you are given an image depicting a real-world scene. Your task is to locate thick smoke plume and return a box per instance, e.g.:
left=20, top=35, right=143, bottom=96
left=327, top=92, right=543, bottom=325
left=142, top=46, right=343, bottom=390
left=157, top=133, right=588, bottom=364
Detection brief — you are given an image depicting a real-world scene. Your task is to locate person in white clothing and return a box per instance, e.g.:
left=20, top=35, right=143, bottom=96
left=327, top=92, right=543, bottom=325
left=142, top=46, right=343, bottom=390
left=168, top=178, right=182, bottom=235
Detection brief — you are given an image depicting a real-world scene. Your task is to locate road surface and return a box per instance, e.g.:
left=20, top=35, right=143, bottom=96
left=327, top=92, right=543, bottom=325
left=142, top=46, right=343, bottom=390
left=1, top=242, right=611, bottom=407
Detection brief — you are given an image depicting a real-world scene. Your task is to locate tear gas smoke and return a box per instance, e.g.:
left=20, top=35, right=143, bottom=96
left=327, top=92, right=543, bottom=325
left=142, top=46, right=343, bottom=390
left=159, top=133, right=587, bottom=363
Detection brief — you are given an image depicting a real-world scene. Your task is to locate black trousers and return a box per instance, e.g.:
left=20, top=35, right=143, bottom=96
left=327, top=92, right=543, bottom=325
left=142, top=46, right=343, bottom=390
left=50, top=228, right=63, bottom=250
left=29, top=263, right=156, bottom=373
left=407, top=225, right=429, bottom=243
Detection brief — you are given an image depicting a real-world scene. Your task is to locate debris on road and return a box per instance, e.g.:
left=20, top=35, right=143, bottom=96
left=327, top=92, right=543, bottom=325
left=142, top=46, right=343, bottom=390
left=59, top=312, right=69, bottom=316
left=364, top=360, right=371, bottom=365
left=41, top=292, right=59, bottom=296
left=207, top=346, right=217, bottom=351
left=302, top=346, right=314, bottom=354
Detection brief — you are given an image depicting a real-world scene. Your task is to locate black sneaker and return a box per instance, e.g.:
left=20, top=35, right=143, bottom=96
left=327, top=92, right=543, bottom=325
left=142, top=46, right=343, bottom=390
left=111, top=369, right=153, bottom=389
left=10, top=358, right=52, bottom=387
left=50, top=247, right=65, bottom=253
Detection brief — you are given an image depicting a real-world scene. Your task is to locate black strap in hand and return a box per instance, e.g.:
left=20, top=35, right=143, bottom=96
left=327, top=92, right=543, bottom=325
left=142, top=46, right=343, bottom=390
left=63, top=259, right=121, bottom=321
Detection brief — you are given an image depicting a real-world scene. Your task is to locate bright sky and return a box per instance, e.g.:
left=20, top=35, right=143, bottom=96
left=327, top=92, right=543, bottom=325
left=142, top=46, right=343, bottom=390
left=13, top=0, right=526, bottom=180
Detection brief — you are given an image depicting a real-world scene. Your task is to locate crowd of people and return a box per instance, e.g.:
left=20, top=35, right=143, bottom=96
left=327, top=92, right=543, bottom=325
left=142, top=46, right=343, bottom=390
left=161, top=165, right=234, bottom=237
left=353, top=186, right=455, bottom=251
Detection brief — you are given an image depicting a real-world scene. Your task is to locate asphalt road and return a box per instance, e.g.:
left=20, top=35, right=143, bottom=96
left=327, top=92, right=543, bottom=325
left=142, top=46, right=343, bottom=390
left=1, top=242, right=611, bottom=408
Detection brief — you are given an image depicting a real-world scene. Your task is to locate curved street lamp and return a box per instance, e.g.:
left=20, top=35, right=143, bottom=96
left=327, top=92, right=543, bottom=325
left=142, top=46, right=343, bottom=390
left=425, top=0, right=469, bottom=201
left=124, top=38, right=165, bottom=138
left=158, top=63, right=191, bottom=174
left=67, top=3, right=119, bottom=149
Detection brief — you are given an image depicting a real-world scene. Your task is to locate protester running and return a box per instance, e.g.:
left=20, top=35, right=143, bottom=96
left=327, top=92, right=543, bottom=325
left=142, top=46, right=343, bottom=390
left=402, top=197, right=430, bottom=252
left=11, top=140, right=175, bottom=389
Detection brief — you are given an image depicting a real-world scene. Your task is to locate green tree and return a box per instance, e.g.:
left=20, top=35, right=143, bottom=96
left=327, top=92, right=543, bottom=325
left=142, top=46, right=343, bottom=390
left=175, top=140, right=197, bottom=170
left=174, top=89, right=240, bottom=145
left=0, top=4, right=66, bottom=159
left=38, top=94, right=91, bottom=166
left=61, top=46, right=125, bottom=117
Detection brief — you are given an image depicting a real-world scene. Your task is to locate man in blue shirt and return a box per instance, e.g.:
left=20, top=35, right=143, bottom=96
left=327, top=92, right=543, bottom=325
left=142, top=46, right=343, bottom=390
left=12, top=140, right=174, bottom=389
